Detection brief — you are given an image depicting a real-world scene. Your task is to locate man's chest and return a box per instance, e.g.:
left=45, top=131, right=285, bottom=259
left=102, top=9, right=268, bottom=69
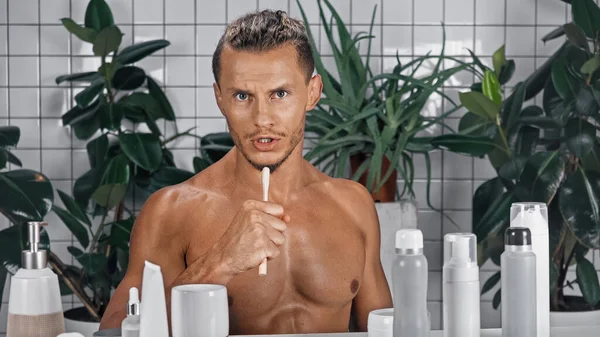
left=184, top=200, right=367, bottom=309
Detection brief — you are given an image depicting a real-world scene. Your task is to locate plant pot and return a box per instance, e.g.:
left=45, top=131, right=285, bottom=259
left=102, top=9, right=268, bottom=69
left=350, top=153, right=397, bottom=202
left=550, top=296, right=600, bottom=327
left=375, top=199, right=418, bottom=296
left=64, top=307, right=101, bottom=337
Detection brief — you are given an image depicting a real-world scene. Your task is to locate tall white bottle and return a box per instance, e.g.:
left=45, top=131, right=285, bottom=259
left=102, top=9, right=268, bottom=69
left=510, top=202, right=549, bottom=337
left=6, top=222, right=65, bottom=337
left=392, top=229, right=429, bottom=337
left=442, top=233, right=480, bottom=337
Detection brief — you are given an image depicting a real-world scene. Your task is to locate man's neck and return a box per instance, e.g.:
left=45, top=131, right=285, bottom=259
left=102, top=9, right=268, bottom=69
left=232, top=147, right=308, bottom=204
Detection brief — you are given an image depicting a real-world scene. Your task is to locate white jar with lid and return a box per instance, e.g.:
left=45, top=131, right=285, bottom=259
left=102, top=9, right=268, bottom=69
left=368, top=308, right=394, bottom=337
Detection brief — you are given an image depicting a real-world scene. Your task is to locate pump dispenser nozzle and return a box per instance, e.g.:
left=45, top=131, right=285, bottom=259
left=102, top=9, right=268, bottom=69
left=22, top=222, right=48, bottom=269
left=127, top=287, right=140, bottom=316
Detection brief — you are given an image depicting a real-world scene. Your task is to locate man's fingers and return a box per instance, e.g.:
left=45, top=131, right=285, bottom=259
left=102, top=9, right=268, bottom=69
left=264, top=226, right=286, bottom=246
left=265, top=241, right=280, bottom=259
left=244, top=199, right=284, bottom=217
left=263, top=215, right=287, bottom=232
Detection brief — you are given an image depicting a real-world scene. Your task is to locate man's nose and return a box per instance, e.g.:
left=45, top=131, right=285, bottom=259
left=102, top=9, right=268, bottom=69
left=252, top=97, right=275, bottom=128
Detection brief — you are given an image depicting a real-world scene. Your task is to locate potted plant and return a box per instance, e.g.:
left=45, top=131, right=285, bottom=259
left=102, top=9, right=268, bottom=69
left=295, top=0, right=489, bottom=291
left=0, top=125, right=55, bottom=312
left=444, top=0, right=600, bottom=326
left=0, top=0, right=198, bottom=335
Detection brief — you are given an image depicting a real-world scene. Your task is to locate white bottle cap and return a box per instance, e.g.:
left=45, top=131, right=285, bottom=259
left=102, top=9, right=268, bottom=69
left=395, top=229, right=423, bottom=250
left=127, top=287, right=140, bottom=316
left=443, top=233, right=477, bottom=266
left=510, top=202, right=548, bottom=235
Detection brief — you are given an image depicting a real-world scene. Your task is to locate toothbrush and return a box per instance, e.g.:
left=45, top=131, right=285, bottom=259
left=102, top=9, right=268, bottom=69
left=259, top=167, right=270, bottom=276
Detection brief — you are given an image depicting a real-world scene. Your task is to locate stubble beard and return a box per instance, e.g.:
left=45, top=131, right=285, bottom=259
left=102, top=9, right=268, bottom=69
left=229, top=117, right=305, bottom=174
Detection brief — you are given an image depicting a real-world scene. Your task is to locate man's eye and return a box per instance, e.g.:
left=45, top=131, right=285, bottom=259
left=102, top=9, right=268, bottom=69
left=274, top=91, right=287, bottom=99
left=236, top=93, right=248, bottom=101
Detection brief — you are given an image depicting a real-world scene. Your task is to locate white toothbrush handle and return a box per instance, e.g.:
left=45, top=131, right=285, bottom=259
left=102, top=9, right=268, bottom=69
left=259, top=168, right=269, bottom=276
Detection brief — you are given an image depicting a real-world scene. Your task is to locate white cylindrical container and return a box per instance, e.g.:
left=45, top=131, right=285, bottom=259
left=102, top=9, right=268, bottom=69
left=122, top=287, right=140, bottom=337
left=392, top=229, right=429, bottom=337
left=501, top=227, right=537, bottom=337
left=442, top=233, right=480, bottom=337
left=510, top=202, right=549, bottom=337
left=368, top=308, right=393, bottom=337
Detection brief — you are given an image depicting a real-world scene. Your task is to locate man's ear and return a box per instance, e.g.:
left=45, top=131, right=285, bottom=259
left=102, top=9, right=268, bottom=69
left=306, top=74, right=323, bottom=111
left=213, top=82, right=225, bottom=117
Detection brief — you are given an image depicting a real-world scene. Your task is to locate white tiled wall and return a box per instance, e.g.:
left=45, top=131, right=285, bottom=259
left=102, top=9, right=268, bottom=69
left=1, top=0, right=600, bottom=334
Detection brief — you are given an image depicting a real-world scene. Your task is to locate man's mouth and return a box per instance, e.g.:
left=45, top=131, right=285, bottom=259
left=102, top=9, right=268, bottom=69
left=257, top=138, right=275, bottom=143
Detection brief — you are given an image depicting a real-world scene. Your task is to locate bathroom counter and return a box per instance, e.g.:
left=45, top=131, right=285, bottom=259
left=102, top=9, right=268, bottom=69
left=235, top=326, right=599, bottom=337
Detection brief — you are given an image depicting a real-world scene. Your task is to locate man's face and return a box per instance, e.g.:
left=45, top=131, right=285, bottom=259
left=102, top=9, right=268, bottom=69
left=213, top=44, right=322, bottom=172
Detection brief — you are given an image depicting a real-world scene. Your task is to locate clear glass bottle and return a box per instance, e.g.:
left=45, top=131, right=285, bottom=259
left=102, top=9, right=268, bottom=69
left=121, top=287, right=140, bottom=337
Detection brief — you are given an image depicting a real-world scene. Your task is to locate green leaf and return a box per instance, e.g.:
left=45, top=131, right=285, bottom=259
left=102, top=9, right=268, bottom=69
left=147, top=76, right=176, bottom=121
left=541, top=25, right=565, bottom=43
left=55, top=71, right=101, bottom=85
left=571, top=0, right=600, bottom=39
left=474, top=191, right=515, bottom=243
left=68, top=246, right=107, bottom=275
left=112, top=66, right=146, bottom=90
left=503, top=82, right=527, bottom=129
left=0, top=170, right=54, bottom=224
left=92, top=154, right=130, bottom=209
left=458, top=112, right=495, bottom=137
left=481, top=271, right=501, bottom=295
left=0, top=126, right=20, bottom=147
left=559, top=168, right=600, bottom=249
left=200, top=132, right=235, bottom=163
left=86, top=134, right=108, bottom=169
left=499, top=156, right=527, bottom=181
left=524, top=44, right=566, bottom=100
left=581, top=142, right=600, bottom=173
left=581, top=55, right=600, bottom=75
left=517, top=116, right=563, bottom=129
left=118, top=133, right=163, bottom=172
left=492, top=289, right=502, bottom=310
left=98, top=103, right=124, bottom=131
left=143, top=167, right=194, bottom=194
left=575, top=86, right=600, bottom=119
left=118, top=92, right=163, bottom=121
left=498, top=60, right=516, bottom=85
left=193, top=157, right=212, bottom=172
left=114, top=39, right=170, bottom=65
left=0, top=150, right=6, bottom=170
left=575, top=257, right=600, bottom=306
left=72, top=116, right=100, bottom=141
left=75, top=78, right=105, bottom=108
left=563, top=23, right=591, bottom=52
left=57, top=190, right=91, bottom=227
left=73, top=169, right=99, bottom=209
left=4, top=150, right=21, bottom=167
left=517, top=151, right=566, bottom=203
left=459, top=91, right=500, bottom=121
left=60, top=18, right=97, bottom=43
left=430, top=134, right=496, bottom=157
left=566, top=118, right=596, bottom=157
left=84, top=0, right=114, bottom=31
left=473, top=178, right=505, bottom=233
left=62, top=99, right=101, bottom=126
left=52, top=205, right=89, bottom=248
left=466, top=48, right=489, bottom=73
left=492, top=45, right=507, bottom=76
left=552, top=58, right=580, bottom=101
left=0, top=223, right=50, bottom=274
left=483, top=70, right=502, bottom=106
left=93, top=25, right=122, bottom=57
left=108, top=218, right=134, bottom=250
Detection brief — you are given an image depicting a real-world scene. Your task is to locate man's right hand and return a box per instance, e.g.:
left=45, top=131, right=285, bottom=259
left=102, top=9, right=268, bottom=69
left=209, top=199, right=289, bottom=276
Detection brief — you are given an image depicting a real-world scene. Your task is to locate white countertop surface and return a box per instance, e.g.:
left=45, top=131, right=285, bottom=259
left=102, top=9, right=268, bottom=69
left=234, top=326, right=600, bottom=337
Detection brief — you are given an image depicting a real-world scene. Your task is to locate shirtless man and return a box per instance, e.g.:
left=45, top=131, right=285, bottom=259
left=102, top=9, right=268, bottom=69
left=100, top=9, right=392, bottom=334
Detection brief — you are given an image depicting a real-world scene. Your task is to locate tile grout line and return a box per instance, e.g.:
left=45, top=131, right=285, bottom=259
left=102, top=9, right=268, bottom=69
left=38, top=0, right=42, bottom=181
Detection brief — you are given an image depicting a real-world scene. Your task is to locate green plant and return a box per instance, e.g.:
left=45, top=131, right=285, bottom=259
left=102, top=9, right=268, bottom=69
left=0, top=0, right=198, bottom=322
left=0, top=126, right=54, bottom=313
left=296, top=0, right=485, bottom=203
left=449, top=0, right=600, bottom=312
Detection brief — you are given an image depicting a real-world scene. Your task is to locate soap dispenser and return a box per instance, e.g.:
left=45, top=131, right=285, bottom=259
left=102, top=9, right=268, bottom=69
left=6, top=221, right=65, bottom=337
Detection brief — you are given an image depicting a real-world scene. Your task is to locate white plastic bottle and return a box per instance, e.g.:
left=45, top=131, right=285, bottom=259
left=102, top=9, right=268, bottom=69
left=510, top=202, right=548, bottom=337
left=501, top=227, right=537, bottom=337
left=442, top=233, right=480, bottom=337
left=392, top=229, right=429, bottom=337
left=121, top=287, right=140, bottom=337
